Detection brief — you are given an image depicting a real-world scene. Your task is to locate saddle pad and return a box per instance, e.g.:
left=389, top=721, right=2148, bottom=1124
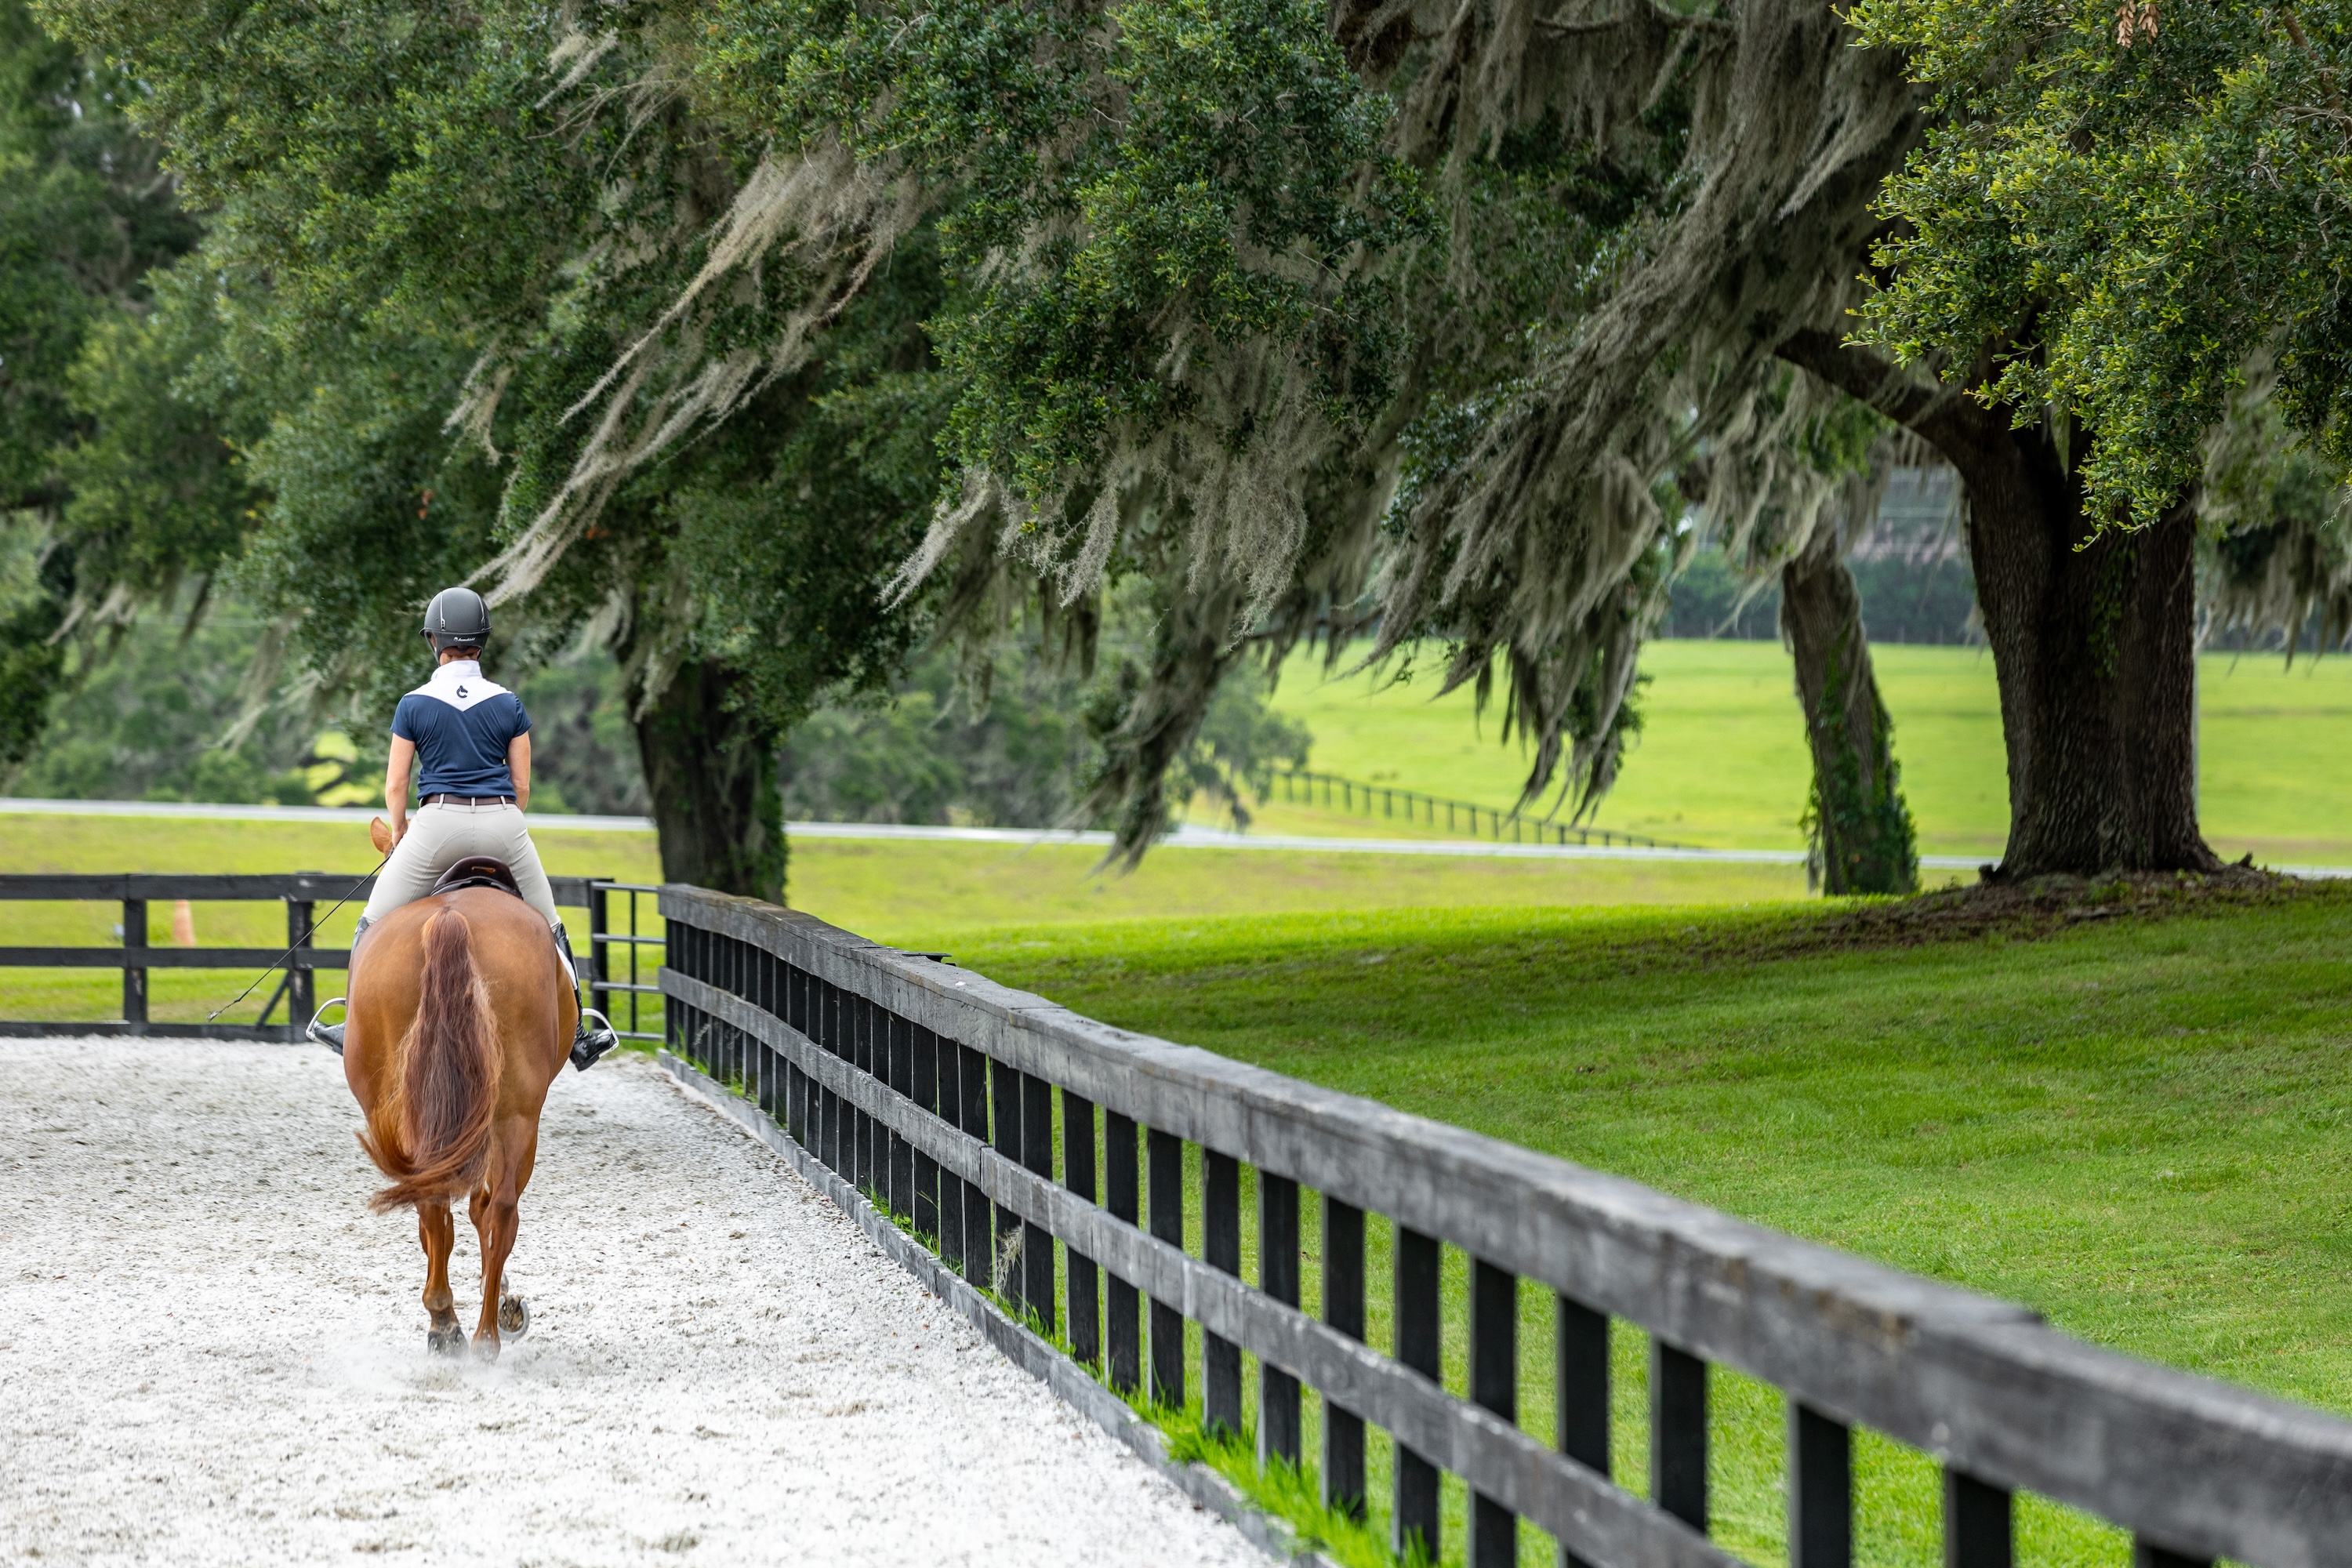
left=430, top=855, right=524, bottom=902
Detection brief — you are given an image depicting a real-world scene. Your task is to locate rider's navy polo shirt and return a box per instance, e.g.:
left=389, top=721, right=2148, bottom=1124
left=390, top=661, right=532, bottom=798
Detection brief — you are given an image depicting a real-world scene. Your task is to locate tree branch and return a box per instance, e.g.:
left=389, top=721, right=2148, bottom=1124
left=1772, top=328, right=1994, bottom=457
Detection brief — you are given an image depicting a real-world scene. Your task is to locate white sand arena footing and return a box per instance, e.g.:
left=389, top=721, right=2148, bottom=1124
left=0, top=1037, right=1264, bottom=1566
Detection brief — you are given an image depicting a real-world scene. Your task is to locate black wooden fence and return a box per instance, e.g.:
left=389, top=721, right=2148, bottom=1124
left=0, top=873, right=664, bottom=1042
left=660, top=884, right=2352, bottom=1568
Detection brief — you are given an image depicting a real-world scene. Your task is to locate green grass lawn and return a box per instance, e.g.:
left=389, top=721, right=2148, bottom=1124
left=934, top=897, right=2352, bottom=1407
left=913, top=892, right=2352, bottom=1567
left=0, top=812, right=1806, bottom=1025
left=1260, top=639, right=2352, bottom=866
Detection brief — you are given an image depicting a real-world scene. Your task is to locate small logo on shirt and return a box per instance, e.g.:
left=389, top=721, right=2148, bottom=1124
left=456, top=684, right=470, bottom=699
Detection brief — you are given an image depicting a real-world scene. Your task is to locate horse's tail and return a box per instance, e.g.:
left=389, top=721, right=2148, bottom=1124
left=358, top=910, right=498, bottom=1213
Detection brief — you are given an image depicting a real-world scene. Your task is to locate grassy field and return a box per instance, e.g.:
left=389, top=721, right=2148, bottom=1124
left=927, top=891, right=2352, bottom=1566
left=1254, top=639, right=2352, bottom=866
left=937, top=898, right=2352, bottom=1408
left=0, top=813, right=1807, bottom=1025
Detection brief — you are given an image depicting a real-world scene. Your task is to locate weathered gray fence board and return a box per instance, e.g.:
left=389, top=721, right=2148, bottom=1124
left=662, top=892, right=2352, bottom=1567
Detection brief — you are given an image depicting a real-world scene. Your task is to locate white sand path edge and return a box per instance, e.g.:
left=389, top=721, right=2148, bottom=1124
left=0, top=1037, right=1264, bottom=1566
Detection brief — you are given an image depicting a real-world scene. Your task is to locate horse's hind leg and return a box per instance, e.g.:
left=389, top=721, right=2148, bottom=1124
left=469, top=1117, right=539, bottom=1361
left=419, top=1199, right=463, bottom=1356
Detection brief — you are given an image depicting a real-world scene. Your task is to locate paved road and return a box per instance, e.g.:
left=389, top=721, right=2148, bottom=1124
left=0, top=1038, right=1261, bottom=1566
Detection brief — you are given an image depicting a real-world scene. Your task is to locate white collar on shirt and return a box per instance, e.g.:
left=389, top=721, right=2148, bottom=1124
left=411, top=659, right=511, bottom=713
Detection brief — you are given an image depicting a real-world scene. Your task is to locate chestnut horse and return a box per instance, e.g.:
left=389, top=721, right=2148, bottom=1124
left=343, top=883, right=575, bottom=1359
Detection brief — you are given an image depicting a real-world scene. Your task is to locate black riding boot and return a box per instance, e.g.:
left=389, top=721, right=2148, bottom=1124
left=554, top=924, right=619, bottom=1071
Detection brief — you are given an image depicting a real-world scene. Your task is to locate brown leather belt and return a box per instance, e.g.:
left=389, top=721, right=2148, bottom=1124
left=420, top=793, right=515, bottom=807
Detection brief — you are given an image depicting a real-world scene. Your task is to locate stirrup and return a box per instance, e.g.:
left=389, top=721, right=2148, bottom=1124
left=307, top=998, right=349, bottom=1055
left=571, top=1008, right=618, bottom=1073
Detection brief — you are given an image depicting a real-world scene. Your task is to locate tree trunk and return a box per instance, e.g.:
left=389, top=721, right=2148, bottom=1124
left=1780, top=531, right=1918, bottom=894
left=632, top=658, right=787, bottom=902
left=1961, top=455, right=2216, bottom=877
left=1777, top=330, right=2220, bottom=879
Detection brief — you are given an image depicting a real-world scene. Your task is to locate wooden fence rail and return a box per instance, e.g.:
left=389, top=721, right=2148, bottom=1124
left=0, top=873, right=663, bottom=1042
left=660, top=884, right=2352, bottom=1568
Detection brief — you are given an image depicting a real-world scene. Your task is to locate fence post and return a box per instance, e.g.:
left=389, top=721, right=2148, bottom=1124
left=1105, top=1111, right=1142, bottom=1393
left=784, top=966, right=808, bottom=1145
left=1944, top=1471, right=2011, bottom=1568
left=1947, top=1476, right=2023, bottom=1568
left=1147, top=1127, right=1186, bottom=1408
left=664, top=922, right=681, bottom=1056
left=957, top=1044, right=991, bottom=1283
left=1258, top=1174, right=1301, bottom=1469
left=912, top=1025, right=940, bottom=1243
left=855, top=995, right=877, bottom=1199
left=1323, top=1196, right=1367, bottom=1518
left=1394, top=1226, right=1443, bottom=1562
left=2132, top=1542, right=2213, bottom=1568
left=1653, top=1340, right=1708, bottom=1532
left=1557, top=1295, right=1610, bottom=1568
left=1019, top=1071, right=1055, bottom=1334
left=832, top=985, right=851, bottom=1181
left=630, top=884, right=648, bottom=1039
left=756, top=949, right=778, bottom=1117
left=1470, top=1259, right=1519, bottom=1568
left=822, top=982, right=846, bottom=1175
left=1064, top=1091, right=1101, bottom=1368
left=1790, top=1403, right=1853, bottom=1568
left=890, top=1013, right=915, bottom=1218
left=1203, top=1150, right=1242, bottom=1437
left=934, top=1036, right=964, bottom=1276
left=991, top=1058, right=1024, bottom=1306
left=587, top=880, right=608, bottom=1018
left=121, top=898, right=147, bottom=1027
left=288, top=897, right=315, bottom=1040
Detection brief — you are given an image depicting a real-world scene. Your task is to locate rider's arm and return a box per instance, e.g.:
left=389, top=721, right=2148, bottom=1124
left=508, top=731, right=531, bottom=812
left=384, top=736, right=416, bottom=843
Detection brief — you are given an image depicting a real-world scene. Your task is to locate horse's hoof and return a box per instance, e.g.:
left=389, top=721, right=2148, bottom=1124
left=472, top=1334, right=501, bottom=1364
left=426, top=1323, right=466, bottom=1358
left=498, top=1295, right=529, bottom=1338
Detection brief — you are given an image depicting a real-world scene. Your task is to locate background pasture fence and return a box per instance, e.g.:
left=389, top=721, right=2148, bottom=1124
left=659, top=882, right=2352, bottom=1568
left=1271, top=769, right=1679, bottom=851
left=0, top=873, right=662, bottom=1041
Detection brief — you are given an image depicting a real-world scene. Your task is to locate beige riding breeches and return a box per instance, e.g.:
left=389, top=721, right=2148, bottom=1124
left=361, top=800, right=561, bottom=930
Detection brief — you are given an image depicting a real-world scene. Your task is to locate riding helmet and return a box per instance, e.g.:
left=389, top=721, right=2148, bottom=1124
left=422, top=586, right=492, bottom=651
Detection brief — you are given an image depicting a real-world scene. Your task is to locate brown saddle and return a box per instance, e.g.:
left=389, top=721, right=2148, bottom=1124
left=430, top=855, right=524, bottom=902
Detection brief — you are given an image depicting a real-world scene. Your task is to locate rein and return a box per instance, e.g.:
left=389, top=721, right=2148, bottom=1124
left=206, top=851, right=390, bottom=1024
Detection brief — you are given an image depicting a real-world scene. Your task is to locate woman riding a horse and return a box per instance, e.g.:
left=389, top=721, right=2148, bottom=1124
left=317, top=586, right=618, bottom=1358
left=316, top=586, right=617, bottom=1071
